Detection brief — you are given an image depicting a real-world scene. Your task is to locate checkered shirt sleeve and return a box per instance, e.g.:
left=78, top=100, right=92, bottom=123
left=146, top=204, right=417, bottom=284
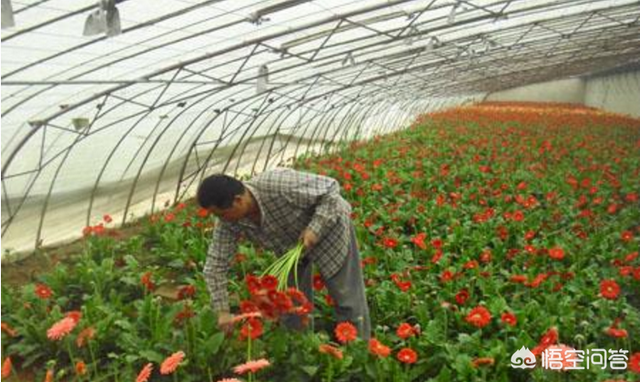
left=203, top=223, right=238, bottom=312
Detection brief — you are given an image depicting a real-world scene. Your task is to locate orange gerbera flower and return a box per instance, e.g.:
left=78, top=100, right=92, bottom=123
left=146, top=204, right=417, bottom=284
left=47, top=317, right=78, bottom=341
left=233, top=359, right=270, bottom=375
left=368, top=338, right=391, bottom=358
left=335, top=321, right=358, bottom=344
left=75, top=361, right=86, bottom=376
left=76, top=327, right=96, bottom=347
left=160, top=351, right=185, bottom=375
left=136, top=363, right=153, bottom=382
left=1, top=322, right=17, bottom=337
left=319, top=344, right=343, bottom=360
left=471, top=357, right=495, bottom=368
left=2, top=357, right=12, bottom=379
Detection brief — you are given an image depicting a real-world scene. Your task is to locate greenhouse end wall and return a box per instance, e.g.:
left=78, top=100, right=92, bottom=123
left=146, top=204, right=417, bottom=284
left=584, top=70, right=640, bottom=118
left=485, top=78, right=586, bottom=104
left=485, top=70, right=640, bottom=118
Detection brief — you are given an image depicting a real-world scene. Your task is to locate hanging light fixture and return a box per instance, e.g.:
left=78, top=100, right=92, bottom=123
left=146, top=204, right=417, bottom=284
left=257, top=64, right=269, bottom=94
left=83, top=0, right=121, bottom=37
left=1, top=0, right=15, bottom=29
left=448, top=1, right=460, bottom=24
left=405, top=26, right=420, bottom=46
left=341, top=52, right=356, bottom=67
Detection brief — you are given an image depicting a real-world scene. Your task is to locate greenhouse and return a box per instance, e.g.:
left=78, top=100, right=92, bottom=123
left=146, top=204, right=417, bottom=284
left=1, top=0, right=639, bottom=380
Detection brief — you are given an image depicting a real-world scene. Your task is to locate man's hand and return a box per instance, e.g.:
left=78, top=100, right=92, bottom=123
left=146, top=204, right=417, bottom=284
left=300, top=228, right=319, bottom=251
left=217, top=311, right=234, bottom=336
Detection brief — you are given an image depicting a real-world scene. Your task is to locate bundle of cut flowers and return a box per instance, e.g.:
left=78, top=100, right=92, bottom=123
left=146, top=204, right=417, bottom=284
left=261, top=243, right=305, bottom=291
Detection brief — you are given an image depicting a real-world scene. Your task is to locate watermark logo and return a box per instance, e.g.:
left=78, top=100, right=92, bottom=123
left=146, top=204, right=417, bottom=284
left=510, top=347, right=629, bottom=370
left=510, top=346, right=536, bottom=369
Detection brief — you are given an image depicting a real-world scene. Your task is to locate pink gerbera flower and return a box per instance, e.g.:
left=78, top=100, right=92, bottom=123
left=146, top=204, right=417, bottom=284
left=160, top=351, right=185, bottom=375
left=136, top=363, right=153, bottom=382
left=47, top=317, right=78, bottom=340
left=233, top=358, right=270, bottom=375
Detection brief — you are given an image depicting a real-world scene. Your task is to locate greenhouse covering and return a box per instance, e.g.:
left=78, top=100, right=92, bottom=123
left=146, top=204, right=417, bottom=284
left=3, top=0, right=639, bottom=255
left=1, top=1, right=640, bottom=382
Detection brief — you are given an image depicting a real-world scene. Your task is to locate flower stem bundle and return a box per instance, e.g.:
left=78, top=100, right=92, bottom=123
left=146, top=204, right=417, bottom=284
left=262, top=243, right=305, bottom=291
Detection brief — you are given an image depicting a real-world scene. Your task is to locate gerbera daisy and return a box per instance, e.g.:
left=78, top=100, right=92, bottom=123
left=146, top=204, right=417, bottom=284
left=600, top=279, right=620, bottom=299
left=368, top=338, right=391, bottom=358
left=465, top=306, right=492, bottom=328
left=136, top=363, right=153, bottom=382
left=319, top=344, right=343, bottom=360
left=47, top=317, right=78, bottom=341
left=233, top=358, right=270, bottom=375
left=396, top=323, right=417, bottom=339
left=335, top=322, right=358, bottom=344
left=501, top=312, right=517, bottom=327
left=160, top=351, right=185, bottom=375
left=397, top=348, right=418, bottom=364
left=629, top=352, right=640, bottom=374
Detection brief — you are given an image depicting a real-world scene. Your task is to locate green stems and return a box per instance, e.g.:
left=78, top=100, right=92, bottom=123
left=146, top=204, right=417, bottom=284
left=262, top=244, right=304, bottom=290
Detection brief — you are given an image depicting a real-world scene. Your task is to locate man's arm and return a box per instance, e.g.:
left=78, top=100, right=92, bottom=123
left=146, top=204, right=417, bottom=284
left=203, top=223, right=238, bottom=314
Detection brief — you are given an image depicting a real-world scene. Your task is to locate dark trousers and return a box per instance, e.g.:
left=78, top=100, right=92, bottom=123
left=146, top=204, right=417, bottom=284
left=283, top=223, right=371, bottom=340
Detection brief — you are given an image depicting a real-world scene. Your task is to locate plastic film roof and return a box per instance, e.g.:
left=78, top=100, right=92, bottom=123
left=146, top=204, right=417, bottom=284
left=2, top=0, right=640, bottom=255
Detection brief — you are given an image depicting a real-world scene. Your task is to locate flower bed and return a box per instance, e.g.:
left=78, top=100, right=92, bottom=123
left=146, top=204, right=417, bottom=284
left=2, top=102, right=640, bottom=382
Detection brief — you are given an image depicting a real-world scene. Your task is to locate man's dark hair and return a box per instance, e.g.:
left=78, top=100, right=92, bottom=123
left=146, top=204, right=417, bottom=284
left=197, top=174, right=245, bottom=209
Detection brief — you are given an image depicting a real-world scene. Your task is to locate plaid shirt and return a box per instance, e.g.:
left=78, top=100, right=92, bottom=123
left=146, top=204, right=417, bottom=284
left=204, top=168, right=352, bottom=312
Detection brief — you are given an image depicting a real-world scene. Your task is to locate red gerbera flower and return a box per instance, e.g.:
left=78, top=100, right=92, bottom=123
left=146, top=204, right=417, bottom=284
left=313, top=274, right=325, bottom=290
left=397, top=348, right=418, bottom=364
left=501, top=312, right=517, bottom=327
left=621, top=230, right=633, bottom=242
left=65, top=311, right=82, bottom=323
left=600, top=279, right=620, bottom=300
left=245, top=275, right=262, bottom=294
left=548, top=247, right=565, bottom=260
left=383, top=237, right=398, bottom=248
left=629, top=352, right=640, bottom=373
left=177, top=285, right=196, bottom=300
left=411, top=233, right=427, bottom=250
left=396, top=323, right=417, bottom=339
left=335, top=322, right=358, bottom=344
left=465, top=306, right=492, bottom=328
left=532, top=327, right=558, bottom=356
left=606, top=327, right=628, bottom=338
left=140, top=272, right=155, bottom=291
left=368, top=338, right=391, bottom=358
left=455, top=289, right=470, bottom=305
left=35, top=284, right=53, bottom=299
left=240, top=318, right=263, bottom=340
left=260, top=275, right=278, bottom=291
left=160, top=351, right=185, bottom=375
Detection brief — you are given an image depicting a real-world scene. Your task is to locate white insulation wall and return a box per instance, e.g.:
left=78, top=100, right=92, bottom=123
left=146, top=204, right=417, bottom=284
left=584, top=70, right=640, bottom=118
left=485, top=69, right=640, bottom=118
left=485, top=78, right=586, bottom=104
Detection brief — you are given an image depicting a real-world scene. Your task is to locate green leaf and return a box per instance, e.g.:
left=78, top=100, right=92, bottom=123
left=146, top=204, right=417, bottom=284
left=301, top=365, right=319, bottom=376
left=139, top=350, right=164, bottom=363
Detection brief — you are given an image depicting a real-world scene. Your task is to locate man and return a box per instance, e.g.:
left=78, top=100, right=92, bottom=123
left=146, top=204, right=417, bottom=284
left=197, top=167, right=370, bottom=339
